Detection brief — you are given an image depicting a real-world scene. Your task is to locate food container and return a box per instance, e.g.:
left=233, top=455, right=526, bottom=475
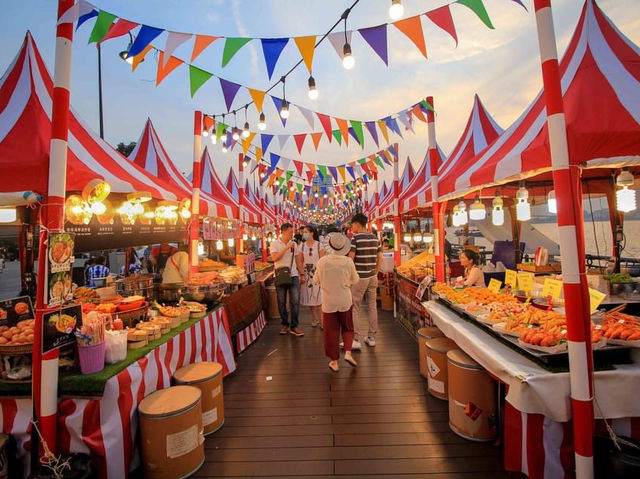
left=173, top=362, right=224, bottom=435
left=78, top=341, right=105, bottom=375
left=153, top=283, right=184, bottom=304
left=138, top=386, right=204, bottom=479
left=425, top=337, right=458, bottom=400
left=417, top=327, right=444, bottom=379
left=116, top=275, right=154, bottom=297
left=182, top=284, right=225, bottom=305
left=447, top=349, right=497, bottom=442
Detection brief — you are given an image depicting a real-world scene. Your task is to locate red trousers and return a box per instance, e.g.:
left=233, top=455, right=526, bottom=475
left=322, top=308, right=354, bottom=361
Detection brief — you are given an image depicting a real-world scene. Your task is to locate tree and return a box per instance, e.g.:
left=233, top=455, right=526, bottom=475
left=116, top=141, right=137, bottom=157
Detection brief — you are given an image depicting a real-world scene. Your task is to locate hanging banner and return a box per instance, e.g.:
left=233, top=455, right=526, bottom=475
left=47, top=232, right=75, bottom=308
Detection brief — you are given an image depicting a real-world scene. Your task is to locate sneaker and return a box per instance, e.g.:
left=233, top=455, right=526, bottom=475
left=365, top=336, right=376, bottom=347
left=351, top=339, right=362, bottom=351
left=279, top=326, right=290, bottom=335
left=290, top=328, right=305, bottom=337
left=339, top=341, right=344, bottom=348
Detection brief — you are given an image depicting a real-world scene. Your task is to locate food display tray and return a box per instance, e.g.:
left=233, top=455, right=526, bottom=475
left=432, top=293, right=631, bottom=368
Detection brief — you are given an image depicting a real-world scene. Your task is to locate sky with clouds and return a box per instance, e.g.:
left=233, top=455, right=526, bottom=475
left=1, top=0, right=639, bottom=195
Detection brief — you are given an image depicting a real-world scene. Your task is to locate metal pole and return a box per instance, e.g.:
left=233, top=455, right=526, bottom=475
left=97, top=42, right=104, bottom=140
left=427, top=96, right=445, bottom=281
left=533, top=1, right=594, bottom=476
left=190, top=111, right=202, bottom=275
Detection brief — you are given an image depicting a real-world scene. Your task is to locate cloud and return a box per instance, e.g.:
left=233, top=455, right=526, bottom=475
left=230, top=0, right=260, bottom=76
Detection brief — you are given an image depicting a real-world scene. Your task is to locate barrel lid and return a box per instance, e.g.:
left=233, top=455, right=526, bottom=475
left=425, top=337, right=457, bottom=354
left=417, top=327, right=443, bottom=339
left=447, top=349, right=482, bottom=370
left=174, top=362, right=223, bottom=384
left=139, top=385, right=201, bottom=417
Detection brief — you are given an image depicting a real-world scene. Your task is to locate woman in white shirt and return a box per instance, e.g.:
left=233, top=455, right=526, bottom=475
left=314, top=232, right=360, bottom=372
left=460, top=249, right=485, bottom=287
left=297, top=226, right=324, bottom=327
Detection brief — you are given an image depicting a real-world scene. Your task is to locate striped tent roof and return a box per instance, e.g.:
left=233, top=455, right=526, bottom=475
left=0, top=32, right=178, bottom=205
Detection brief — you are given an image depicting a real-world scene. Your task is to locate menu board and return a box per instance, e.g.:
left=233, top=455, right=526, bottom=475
left=47, top=232, right=75, bottom=308
left=42, top=304, right=82, bottom=353
left=396, top=275, right=430, bottom=337
left=0, top=296, right=34, bottom=327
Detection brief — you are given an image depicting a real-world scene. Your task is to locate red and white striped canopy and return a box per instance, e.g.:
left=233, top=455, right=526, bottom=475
left=128, top=118, right=225, bottom=217
left=377, top=158, right=416, bottom=217
left=243, top=179, right=268, bottom=224
left=220, top=166, right=262, bottom=223
left=197, top=148, right=239, bottom=219
left=0, top=33, right=178, bottom=205
left=439, top=0, right=640, bottom=200
left=225, top=167, right=240, bottom=202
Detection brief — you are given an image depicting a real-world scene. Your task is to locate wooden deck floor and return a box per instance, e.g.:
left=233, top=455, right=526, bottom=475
left=198, top=309, right=516, bottom=478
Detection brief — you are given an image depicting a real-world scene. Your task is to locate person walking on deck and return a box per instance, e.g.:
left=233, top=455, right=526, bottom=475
left=271, top=223, right=303, bottom=337
left=349, top=213, right=382, bottom=348
left=297, top=225, right=324, bottom=328
left=314, top=232, right=360, bottom=372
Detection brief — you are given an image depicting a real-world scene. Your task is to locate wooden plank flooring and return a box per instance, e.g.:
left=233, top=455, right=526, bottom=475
left=198, top=309, right=517, bottom=478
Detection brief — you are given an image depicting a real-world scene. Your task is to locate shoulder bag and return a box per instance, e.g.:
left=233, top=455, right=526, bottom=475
left=274, top=246, right=294, bottom=287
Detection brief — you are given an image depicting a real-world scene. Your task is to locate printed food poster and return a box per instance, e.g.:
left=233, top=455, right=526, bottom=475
left=46, top=232, right=75, bottom=308
left=43, top=304, right=82, bottom=353
left=0, top=296, right=34, bottom=327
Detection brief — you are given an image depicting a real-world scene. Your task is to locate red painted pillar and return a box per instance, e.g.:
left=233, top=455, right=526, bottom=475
left=392, top=144, right=401, bottom=266
left=190, top=111, right=202, bottom=275
left=237, top=154, right=245, bottom=260
left=33, top=0, right=74, bottom=459
left=534, top=1, right=594, bottom=476
left=259, top=181, right=268, bottom=262
left=427, top=97, right=445, bottom=282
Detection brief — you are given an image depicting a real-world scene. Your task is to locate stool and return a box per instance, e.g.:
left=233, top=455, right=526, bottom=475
left=138, top=385, right=204, bottom=479
left=174, top=362, right=225, bottom=435
left=447, top=349, right=497, bottom=442
left=424, top=337, right=457, bottom=400
left=417, top=327, right=444, bottom=378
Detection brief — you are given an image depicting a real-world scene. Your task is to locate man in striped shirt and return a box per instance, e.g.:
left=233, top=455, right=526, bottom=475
left=348, top=213, right=382, bottom=348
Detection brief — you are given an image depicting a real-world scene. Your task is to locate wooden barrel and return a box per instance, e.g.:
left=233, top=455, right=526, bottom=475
left=446, top=349, right=497, bottom=442
left=417, top=327, right=444, bottom=378
left=138, top=385, right=204, bottom=479
left=424, top=337, right=457, bottom=400
left=266, top=285, right=280, bottom=320
left=174, top=362, right=225, bottom=435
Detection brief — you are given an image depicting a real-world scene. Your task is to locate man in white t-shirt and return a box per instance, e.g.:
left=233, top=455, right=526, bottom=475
left=270, top=223, right=303, bottom=337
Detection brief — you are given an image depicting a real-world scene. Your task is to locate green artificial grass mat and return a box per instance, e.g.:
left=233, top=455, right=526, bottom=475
left=0, top=306, right=221, bottom=398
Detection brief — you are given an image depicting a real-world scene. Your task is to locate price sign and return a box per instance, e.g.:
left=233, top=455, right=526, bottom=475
left=505, top=269, right=518, bottom=289
left=589, top=288, right=607, bottom=314
left=517, top=272, right=534, bottom=294
left=487, top=278, right=502, bottom=293
left=542, top=278, right=563, bottom=300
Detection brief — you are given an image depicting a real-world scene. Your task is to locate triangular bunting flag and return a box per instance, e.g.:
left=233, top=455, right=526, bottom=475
left=219, top=78, right=242, bottom=111
left=216, top=122, right=227, bottom=142
left=294, top=36, right=316, bottom=73
left=338, top=166, right=346, bottom=183
left=163, top=31, right=192, bottom=66
left=318, top=165, right=328, bottom=180
left=261, top=134, right=274, bottom=152
left=393, top=15, right=427, bottom=58
left=456, top=0, right=494, bottom=29
left=310, top=132, right=323, bottom=151
left=350, top=120, right=364, bottom=149
left=261, top=38, right=289, bottom=79
left=327, top=31, right=352, bottom=60
left=77, top=9, right=98, bottom=30
left=293, top=134, right=307, bottom=154
left=365, top=121, right=379, bottom=147
left=297, top=105, right=315, bottom=129
left=191, top=35, right=219, bottom=62
left=421, top=99, right=435, bottom=112
left=128, top=25, right=164, bottom=57
left=281, top=158, right=291, bottom=172
left=411, top=104, right=426, bottom=122
left=377, top=120, right=390, bottom=145
left=132, top=44, right=153, bottom=72
left=270, top=153, right=281, bottom=169
left=332, top=130, right=342, bottom=146
left=242, top=132, right=256, bottom=154
left=358, top=24, right=388, bottom=65
left=385, top=117, right=403, bottom=138
left=398, top=111, right=414, bottom=133
left=188, top=67, right=210, bottom=97
left=277, top=134, right=290, bottom=150
left=306, top=163, right=316, bottom=178
left=100, top=18, right=138, bottom=42
left=222, top=37, right=252, bottom=67
left=348, top=127, right=359, bottom=146
left=317, top=113, right=333, bottom=141
left=426, top=5, right=458, bottom=45
left=156, top=52, right=184, bottom=86
left=306, top=171, right=314, bottom=183
left=374, top=156, right=385, bottom=169
left=248, top=88, right=266, bottom=112
left=271, top=97, right=288, bottom=127
left=346, top=166, right=356, bottom=180
left=255, top=147, right=263, bottom=163
left=336, top=118, right=349, bottom=146
left=293, top=160, right=304, bottom=176
left=328, top=167, right=339, bottom=183
left=88, top=11, right=117, bottom=44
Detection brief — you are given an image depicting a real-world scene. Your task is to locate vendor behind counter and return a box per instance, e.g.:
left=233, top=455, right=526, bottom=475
left=162, top=245, right=189, bottom=284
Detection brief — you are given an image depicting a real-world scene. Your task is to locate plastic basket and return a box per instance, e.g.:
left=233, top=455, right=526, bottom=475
left=77, top=341, right=105, bottom=375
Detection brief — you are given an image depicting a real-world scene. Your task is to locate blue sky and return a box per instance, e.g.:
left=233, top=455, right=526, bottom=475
left=1, top=0, right=639, bottom=193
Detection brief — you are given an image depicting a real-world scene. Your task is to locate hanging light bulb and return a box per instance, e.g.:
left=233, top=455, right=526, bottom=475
left=232, top=127, right=240, bottom=141
left=202, top=129, right=209, bottom=138
left=547, top=190, right=557, bottom=214
left=413, top=232, right=423, bottom=243
left=211, top=126, right=217, bottom=144
left=458, top=201, right=468, bottom=226
left=260, top=171, right=266, bottom=179
left=516, top=186, right=531, bottom=221
left=403, top=232, right=412, bottom=243
left=451, top=204, right=461, bottom=227
left=228, top=238, right=235, bottom=247
left=616, top=170, right=636, bottom=213
left=469, top=195, right=486, bottom=221
left=308, top=75, right=318, bottom=100
left=490, top=193, right=504, bottom=226
left=290, top=185, right=295, bottom=192
left=258, top=112, right=266, bottom=131
left=242, top=122, right=250, bottom=138
left=216, top=239, right=223, bottom=250
left=342, top=42, right=355, bottom=69
left=389, top=0, right=404, bottom=20
left=280, top=100, right=290, bottom=119
left=424, top=234, right=433, bottom=244
left=242, top=232, right=249, bottom=241
left=221, top=142, right=228, bottom=153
